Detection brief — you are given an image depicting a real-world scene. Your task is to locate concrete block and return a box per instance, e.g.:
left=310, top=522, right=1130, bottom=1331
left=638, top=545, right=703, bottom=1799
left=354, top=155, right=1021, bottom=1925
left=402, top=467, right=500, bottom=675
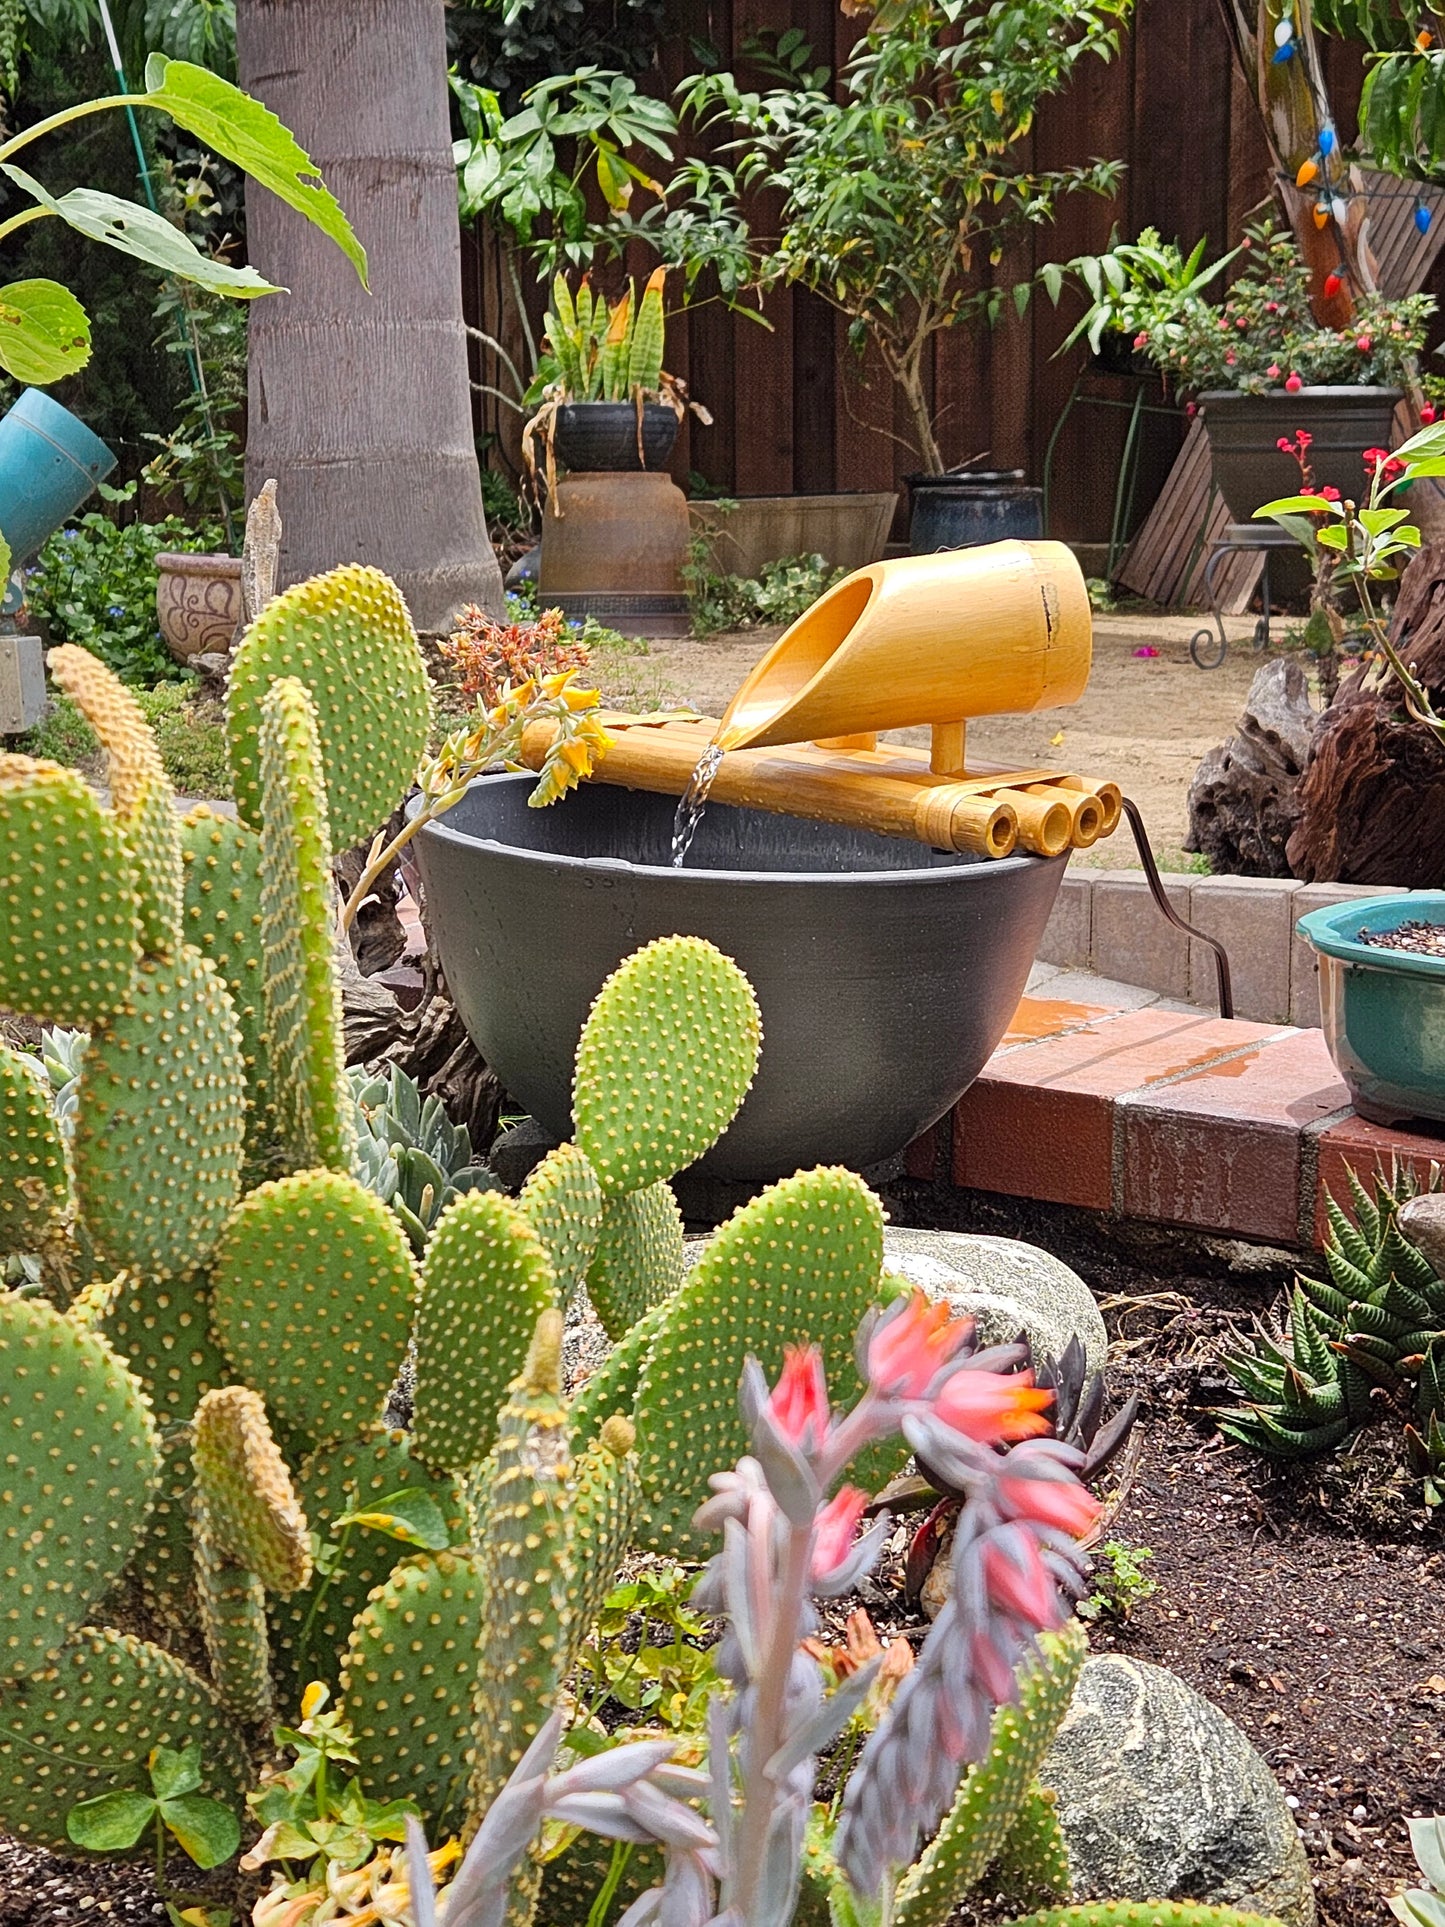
left=1037, top=871, right=1093, bottom=969
left=1091, top=869, right=1193, bottom=999
left=1186, top=875, right=1301, bottom=1025
left=1289, top=881, right=1394, bottom=1027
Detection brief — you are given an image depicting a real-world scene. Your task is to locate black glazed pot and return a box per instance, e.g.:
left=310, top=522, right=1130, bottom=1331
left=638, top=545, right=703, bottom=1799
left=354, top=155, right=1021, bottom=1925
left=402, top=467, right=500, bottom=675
left=1199, top=386, right=1403, bottom=523
left=907, top=470, right=1044, bottom=554
left=551, top=401, right=680, bottom=472
left=413, top=775, right=1068, bottom=1181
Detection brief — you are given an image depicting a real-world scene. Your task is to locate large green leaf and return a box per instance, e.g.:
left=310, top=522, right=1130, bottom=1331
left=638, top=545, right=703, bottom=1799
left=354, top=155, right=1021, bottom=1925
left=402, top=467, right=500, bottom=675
left=1, top=168, right=282, bottom=296
left=141, top=58, right=368, bottom=287
left=0, top=278, right=90, bottom=381
left=158, top=1792, right=240, bottom=1869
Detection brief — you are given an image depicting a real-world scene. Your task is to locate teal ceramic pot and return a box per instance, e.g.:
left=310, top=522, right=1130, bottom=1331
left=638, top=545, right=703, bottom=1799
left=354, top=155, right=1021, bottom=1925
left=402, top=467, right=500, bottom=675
left=1298, top=892, right=1445, bottom=1126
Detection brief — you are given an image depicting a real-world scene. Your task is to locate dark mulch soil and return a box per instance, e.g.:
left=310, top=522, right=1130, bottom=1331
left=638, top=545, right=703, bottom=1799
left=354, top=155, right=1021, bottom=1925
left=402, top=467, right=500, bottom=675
left=5, top=1182, right=1441, bottom=1924
left=0, top=1839, right=238, bottom=1925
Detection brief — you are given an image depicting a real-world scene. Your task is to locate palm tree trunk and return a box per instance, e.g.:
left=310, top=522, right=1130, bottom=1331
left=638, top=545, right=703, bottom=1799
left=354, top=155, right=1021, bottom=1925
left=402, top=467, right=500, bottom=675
left=236, top=0, right=504, bottom=631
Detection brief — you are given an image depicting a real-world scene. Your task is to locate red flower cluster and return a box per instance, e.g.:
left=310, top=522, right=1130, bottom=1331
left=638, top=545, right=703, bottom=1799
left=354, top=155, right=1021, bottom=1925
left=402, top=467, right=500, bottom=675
left=1363, top=446, right=1406, bottom=484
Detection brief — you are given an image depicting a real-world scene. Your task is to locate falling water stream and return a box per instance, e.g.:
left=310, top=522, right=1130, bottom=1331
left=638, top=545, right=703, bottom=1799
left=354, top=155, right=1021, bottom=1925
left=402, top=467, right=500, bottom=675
left=670, top=742, right=725, bottom=866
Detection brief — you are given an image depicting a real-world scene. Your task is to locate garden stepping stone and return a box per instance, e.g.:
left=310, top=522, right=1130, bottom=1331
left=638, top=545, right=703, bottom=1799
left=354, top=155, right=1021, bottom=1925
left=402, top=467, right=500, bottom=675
left=1040, top=1654, right=1315, bottom=1925
left=878, top=1228, right=1109, bottom=1375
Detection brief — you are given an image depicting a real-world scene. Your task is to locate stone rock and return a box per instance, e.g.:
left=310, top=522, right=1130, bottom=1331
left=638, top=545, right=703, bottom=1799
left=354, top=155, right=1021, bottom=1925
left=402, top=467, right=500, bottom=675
left=1041, top=1655, right=1315, bottom=1925
left=880, top=1227, right=1107, bottom=1374
left=488, top=1116, right=561, bottom=1191
left=1399, top=1193, right=1445, bottom=1277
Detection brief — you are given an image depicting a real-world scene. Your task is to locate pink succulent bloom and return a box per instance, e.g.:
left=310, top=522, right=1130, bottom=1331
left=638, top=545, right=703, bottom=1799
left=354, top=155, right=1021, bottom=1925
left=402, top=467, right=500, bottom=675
left=768, top=1345, right=830, bottom=1447
left=867, top=1290, right=973, bottom=1399
left=997, top=1466, right=1101, bottom=1538
left=1421, top=404, right=1438, bottom=424
left=1224, top=350, right=1237, bottom=365
left=1356, top=335, right=1373, bottom=352
left=1285, top=373, right=1303, bottom=392
left=982, top=1534, right=1059, bottom=1628
left=1132, top=332, right=1148, bottom=348
left=811, top=1485, right=869, bottom=1582
left=932, top=1367, right=1053, bottom=1444
left=1320, top=485, right=1341, bottom=502
left=1267, top=363, right=1281, bottom=378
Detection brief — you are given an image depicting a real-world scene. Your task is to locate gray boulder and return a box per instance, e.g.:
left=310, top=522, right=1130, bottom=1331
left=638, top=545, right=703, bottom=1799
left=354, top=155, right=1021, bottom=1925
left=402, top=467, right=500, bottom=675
left=880, top=1227, right=1108, bottom=1374
left=1041, top=1655, right=1315, bottom=1924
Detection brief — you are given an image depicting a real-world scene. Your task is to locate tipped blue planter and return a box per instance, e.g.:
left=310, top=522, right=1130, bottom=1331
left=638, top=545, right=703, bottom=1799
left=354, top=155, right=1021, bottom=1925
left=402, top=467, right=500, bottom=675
left=0, top=388, right=116, bottom=566
left=1298, top=892, right=1445, bottom=1126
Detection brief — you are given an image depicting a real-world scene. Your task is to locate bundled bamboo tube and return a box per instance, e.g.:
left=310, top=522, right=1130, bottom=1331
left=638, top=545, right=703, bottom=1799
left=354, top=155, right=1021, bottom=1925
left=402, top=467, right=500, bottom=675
left=518, top=716, right=1123, bottom=860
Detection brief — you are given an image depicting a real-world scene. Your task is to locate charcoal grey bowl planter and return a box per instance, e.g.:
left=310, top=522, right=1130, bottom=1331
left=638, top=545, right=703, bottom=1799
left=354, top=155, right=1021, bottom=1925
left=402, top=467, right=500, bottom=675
left=412, top=774, right=1067, bottom=1181
left=1199, top=386, right=1403, bottom=523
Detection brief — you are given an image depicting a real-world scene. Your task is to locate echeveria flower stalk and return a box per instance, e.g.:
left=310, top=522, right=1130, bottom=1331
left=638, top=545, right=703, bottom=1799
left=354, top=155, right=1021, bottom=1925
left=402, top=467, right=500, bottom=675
left=402, top=1291, right=1099, bottom=1927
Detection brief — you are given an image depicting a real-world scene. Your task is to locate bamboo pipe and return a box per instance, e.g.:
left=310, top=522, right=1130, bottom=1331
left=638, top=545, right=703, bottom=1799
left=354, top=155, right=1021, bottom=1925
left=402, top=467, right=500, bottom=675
left=803, top=740, right=1120, bottom=839
left=1023, top=782, right=1104, bottom=849
left=519, top=720, right=1023, bottom=858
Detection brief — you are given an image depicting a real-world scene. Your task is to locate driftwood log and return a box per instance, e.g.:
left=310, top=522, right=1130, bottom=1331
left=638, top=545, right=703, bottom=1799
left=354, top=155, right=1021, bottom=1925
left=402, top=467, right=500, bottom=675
left=1185, top=657, right=1317, bottom=877
left=1287, top=541, right=1445, bottom=885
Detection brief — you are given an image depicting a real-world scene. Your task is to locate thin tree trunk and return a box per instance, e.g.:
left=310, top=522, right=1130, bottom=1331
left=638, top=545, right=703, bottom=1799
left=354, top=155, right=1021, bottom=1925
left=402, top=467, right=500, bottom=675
left=236, top=0, right=504, bottom=632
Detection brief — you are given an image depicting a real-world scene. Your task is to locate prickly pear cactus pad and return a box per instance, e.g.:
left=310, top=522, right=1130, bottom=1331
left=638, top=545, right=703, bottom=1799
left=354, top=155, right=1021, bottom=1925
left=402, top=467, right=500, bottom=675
left=0, top=1626, right=248, bottom=1851
left=181, top=807, right=272, bottom=1147
left=227, top=563, right=432, bottom=852
left=271, top=1428, right=468, bottom=1708
left=0, top=1042, right=69, bottom=1254
left=633, top=1166, right=886, bottom=1554
left=892, top=1622, right=1086, bottom=1927
left=47, top=645, right=183, bottom=954
left=193, top=1503, right=274, bottom=1727
left=0, top=1296, right=161, bottom=1679
left=572, top=936, right=761, bottom=1195
left=412, top=1189, right=558, bottom=1476
left=210, top=1170, right=418, bottom=1449
left=257, top=677, right=355, bottom=1176
left=518, top=1142, right=604, bottom=1307
left=101, top=1270, right=228, bottom=1426
left=567, top=1294, right=672, bottom=1442
left=0, top=756, right=140, bottom=1025
left=565, top=1416, right=641, bottom=1669
left=193, top=1385, right=312, bottom=1594
left=71, top=944, right=246, bottom=1279
left=340, top=1549, right=486, bottom=1833
left=584, top=1181, right=684, bottom=1341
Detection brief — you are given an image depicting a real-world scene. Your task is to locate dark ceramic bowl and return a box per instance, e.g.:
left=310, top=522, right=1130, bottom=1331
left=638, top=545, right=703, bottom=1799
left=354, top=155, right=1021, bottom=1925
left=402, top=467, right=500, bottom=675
left=551, top=401, right=679, bottom=472
left=413, top=775, right=1067, bottom=1180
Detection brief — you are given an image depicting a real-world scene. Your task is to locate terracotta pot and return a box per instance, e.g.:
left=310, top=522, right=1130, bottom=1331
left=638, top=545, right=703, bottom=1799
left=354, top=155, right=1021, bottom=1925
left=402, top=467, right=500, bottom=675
left=156, top=551, right=242, bottom=662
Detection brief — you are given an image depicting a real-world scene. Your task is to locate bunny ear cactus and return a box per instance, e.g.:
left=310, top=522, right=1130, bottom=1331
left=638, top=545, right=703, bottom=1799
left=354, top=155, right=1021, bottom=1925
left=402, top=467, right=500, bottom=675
left=340, top=1549, right=487, bottom=1834
left=0, top=1295, right=161, bottom=1680
left=412, top=1189, right=559, bottom=1476
left=227, top=563, right=432, bottom=852
left=192, top=1497, right=275, bottom=1728
left=210, top=1169, right=418, bottom=1451
left=47, top=645, right=183, bottom=954
left=271, top=1428, right=469, bottom=1710
left=71, top=944, right=246, bottom=1279
left=192, top=1385, right=311, bottom=1593
left=181, top=807, right=273, bottom=1157
left=631, top=1165, right=887, bottom=1554
left=257, top=676, right=355, bottom=1175
left=0, top=1627, right=249, bottom=1851
left=517, top=1141, right=604, bottom=1308
left=0, top=1042, right=69, bottom=1257
left=584, top=1180, right=684, bottom=1341
left=890, top=1623, right=1086, bottom=1927
left=0, top=755, right=140, bottom=1025
left=573, top=934, right=761, bottom=1195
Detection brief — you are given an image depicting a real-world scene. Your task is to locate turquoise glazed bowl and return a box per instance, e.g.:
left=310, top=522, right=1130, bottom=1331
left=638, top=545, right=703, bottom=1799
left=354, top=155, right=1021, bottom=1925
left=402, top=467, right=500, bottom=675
left=1298, top=892, right=1445, bottom=1126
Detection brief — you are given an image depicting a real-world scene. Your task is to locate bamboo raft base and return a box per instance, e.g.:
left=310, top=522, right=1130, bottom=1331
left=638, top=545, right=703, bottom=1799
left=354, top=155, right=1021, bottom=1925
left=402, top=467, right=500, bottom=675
left=520, top=714, right=1122, bottom=860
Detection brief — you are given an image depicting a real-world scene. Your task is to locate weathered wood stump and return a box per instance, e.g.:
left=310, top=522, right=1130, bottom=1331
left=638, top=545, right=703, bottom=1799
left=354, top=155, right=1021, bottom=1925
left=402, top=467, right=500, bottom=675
left=1287, top=540, right=1445, bottom=885
left=1185, top=657, right=1317, bottom=876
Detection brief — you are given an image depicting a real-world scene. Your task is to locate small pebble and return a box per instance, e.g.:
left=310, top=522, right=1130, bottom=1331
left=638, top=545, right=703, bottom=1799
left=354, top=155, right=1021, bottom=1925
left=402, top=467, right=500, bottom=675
left=1353, top=1804, right=1368, bottom=1820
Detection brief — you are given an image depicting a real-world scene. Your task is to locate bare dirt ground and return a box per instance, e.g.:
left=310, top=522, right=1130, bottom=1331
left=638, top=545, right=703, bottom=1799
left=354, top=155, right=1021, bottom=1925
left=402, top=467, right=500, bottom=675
left=601, top=614, right=1288, bottom=871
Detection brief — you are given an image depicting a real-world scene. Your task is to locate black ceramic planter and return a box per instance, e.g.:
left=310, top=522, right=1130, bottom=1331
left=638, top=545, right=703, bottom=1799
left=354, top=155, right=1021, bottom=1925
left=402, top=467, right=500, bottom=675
left=907, top=470, right=1044, bottom=554
left=551, top=401, right=680, bottom=472
left=1199, top=386, right=1403, bottom=523
left=413, top=775, right=1067, bottom=1181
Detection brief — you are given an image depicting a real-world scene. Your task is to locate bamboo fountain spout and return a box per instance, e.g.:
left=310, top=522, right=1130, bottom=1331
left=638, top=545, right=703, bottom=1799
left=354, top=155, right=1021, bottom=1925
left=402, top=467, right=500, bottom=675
left=521, top=539, right=1122, bottom=860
